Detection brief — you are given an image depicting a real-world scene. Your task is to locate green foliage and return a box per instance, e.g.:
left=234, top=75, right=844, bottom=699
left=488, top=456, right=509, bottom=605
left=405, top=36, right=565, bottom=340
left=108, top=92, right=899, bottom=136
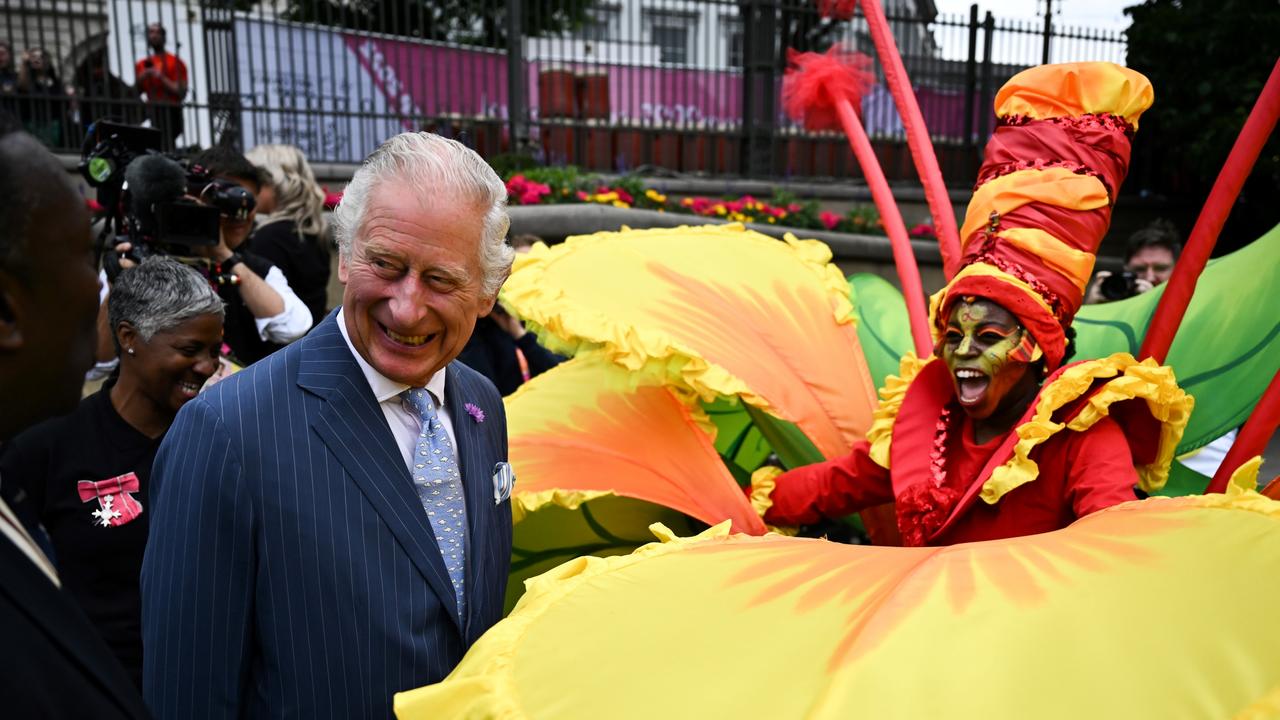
left=1124, top=0, right=1280, bottom=225
left=285, top=0, right=598, bottom=48
left=488, top=152, right=540, bottom=177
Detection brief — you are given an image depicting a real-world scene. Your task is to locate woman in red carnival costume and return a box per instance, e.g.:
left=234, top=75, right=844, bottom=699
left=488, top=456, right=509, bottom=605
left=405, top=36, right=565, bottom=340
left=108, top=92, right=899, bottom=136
left=755, top=62, right=1194, bottom=546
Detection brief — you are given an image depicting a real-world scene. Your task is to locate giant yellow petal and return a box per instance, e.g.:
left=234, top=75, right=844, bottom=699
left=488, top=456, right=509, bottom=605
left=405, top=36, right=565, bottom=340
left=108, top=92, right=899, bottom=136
left=399, top=492, right=1280, bottom=718
left=502, top=224, right=878, bottom=459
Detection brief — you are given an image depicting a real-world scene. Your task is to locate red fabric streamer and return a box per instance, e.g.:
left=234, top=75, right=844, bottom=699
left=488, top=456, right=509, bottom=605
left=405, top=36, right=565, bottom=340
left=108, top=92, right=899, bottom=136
left=783, top=44, right=934, bottom=355
left=854, top=0, right=963, bottom=279
left=1139, top=58, right=1280, bottom=364
left=1207, top=367, right=1280, bottom=494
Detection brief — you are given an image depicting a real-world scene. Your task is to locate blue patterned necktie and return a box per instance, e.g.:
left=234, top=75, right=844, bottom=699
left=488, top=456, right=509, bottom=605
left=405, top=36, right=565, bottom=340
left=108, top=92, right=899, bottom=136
left=401, top=387, right=468, bottom=618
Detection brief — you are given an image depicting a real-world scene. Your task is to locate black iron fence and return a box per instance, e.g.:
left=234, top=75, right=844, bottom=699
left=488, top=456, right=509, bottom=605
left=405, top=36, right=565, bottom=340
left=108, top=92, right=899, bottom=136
left=1, top=0, right=1124, bottom=182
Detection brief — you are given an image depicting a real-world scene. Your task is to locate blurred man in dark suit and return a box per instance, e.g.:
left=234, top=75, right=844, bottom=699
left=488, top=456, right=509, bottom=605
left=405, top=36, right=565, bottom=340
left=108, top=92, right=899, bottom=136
left=0, top=118, right=150, bottom=718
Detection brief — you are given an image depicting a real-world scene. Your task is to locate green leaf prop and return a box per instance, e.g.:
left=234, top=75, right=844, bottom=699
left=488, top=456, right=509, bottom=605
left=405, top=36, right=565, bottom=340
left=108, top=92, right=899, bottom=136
left=1075, top=222, right=1280, bottom=453
left=848, top=273, right=915, bottom=391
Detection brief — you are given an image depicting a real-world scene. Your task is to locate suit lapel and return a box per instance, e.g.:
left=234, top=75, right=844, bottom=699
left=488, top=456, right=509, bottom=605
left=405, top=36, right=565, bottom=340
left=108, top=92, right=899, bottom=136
left=445, top=364, right=493, bottom=638
left=298, top=316, right=463, bottom=633
left=0, top=538, right=148, bottom=718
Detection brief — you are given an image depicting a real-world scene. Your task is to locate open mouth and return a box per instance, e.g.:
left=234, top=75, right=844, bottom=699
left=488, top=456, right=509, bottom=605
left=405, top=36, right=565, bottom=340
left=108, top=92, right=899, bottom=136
left=381, top=323, right=437, bottom=348
left=179, top=381, right=202, bottom=398
left=953, top=368, right=990, bottom=406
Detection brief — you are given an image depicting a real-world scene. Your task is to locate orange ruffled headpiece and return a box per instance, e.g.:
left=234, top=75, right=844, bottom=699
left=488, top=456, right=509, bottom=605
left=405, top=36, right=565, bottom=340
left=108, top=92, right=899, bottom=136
left=931, top=62, right=1154, bottom=370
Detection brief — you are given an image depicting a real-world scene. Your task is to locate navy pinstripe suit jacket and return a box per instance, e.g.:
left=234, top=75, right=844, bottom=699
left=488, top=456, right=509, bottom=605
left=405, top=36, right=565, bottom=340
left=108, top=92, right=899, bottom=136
left=141, top=313, right=512, bottom=719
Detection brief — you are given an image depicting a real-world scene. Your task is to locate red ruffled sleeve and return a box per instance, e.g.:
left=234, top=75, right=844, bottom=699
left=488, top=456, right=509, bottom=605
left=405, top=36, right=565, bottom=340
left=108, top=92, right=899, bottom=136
left=762, top=440, right=894, bottom=526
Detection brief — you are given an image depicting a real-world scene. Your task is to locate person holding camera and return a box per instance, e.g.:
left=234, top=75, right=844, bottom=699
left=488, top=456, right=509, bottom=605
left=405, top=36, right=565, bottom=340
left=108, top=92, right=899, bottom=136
left=1084, top=219, right=1181, bottom=303
left=187, top=145, right=311, bottom=364
left=1, top=257, right=223, bottom=690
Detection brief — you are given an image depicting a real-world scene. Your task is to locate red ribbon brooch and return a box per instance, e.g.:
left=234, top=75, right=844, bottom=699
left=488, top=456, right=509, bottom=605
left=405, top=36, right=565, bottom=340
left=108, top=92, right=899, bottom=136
left=77, top=473, right=144, bottom=528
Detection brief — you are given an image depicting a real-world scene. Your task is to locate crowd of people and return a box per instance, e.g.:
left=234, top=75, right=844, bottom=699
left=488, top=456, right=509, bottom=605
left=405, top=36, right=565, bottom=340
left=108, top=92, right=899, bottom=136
left=0, top=58, right=1238, bottom=719
left=1, top=23, right=188, bottom=150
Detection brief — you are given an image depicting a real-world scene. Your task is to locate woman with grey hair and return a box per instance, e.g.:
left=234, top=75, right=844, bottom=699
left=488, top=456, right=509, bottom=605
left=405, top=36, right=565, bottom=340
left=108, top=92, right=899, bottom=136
left=246, top=143, right=331, bottom=328
left=0, top=257, right=224, bottom=690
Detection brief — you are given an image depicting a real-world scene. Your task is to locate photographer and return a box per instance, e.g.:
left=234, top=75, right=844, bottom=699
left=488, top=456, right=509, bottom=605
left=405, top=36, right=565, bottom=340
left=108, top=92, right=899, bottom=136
left=1084, top=219, right=1181, bottom=304
left=116, top=146, right=310, bottom=365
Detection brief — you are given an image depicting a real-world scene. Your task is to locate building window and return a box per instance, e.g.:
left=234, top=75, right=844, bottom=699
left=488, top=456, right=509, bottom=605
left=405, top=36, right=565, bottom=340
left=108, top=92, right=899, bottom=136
left=578, top=6, right=622, bottom=42
left=645, top=11, right=697, bottom=65
left=722, top=16, right=743, bottom=67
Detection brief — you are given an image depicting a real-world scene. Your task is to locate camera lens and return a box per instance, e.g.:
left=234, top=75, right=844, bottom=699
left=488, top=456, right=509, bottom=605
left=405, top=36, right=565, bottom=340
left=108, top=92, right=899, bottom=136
left=1100, top=271, right=1138, bottom=301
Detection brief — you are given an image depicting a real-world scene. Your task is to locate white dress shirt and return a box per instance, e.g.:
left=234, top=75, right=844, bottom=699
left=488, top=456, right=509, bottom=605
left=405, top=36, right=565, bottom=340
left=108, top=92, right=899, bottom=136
left=255, top=266, right=313, bottom=344
left=336, top=309, right=459, bottom=475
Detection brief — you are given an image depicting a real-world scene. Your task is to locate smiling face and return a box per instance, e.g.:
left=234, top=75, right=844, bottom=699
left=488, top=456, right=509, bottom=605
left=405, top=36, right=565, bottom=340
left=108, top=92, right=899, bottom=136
left=118, top=313, right=223, bottom=414
left=338, top=181, right=495, bottom=387
left=938, top=298, right=1036, bottom=420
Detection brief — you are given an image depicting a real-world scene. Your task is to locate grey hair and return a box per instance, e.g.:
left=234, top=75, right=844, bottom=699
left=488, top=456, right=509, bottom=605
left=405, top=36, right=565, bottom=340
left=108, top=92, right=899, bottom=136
left=332, top=132, right=513, bottom=296
left=246, top=144, right=328, bottom=237
left=108, top=257, right=224, bottom=350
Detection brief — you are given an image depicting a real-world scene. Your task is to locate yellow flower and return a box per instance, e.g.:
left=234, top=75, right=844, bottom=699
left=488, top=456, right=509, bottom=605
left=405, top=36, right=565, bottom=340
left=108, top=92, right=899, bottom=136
left=645, top=189, right=668, bottom=203
left=767, top=217, right=776, bottom=224
left=715, top=206, right=727, bottom=216
left=612, top=200, right=630, bottom=208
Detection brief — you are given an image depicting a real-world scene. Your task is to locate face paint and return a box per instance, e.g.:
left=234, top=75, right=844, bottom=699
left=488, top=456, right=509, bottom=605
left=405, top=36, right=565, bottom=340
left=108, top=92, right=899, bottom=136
left=938, top=298, right=1036, bottom=420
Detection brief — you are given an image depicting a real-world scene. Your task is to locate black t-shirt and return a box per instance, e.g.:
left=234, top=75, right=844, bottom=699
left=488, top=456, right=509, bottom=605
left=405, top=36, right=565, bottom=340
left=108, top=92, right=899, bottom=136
left=457, top=316, right=565, bottom=396
left=249, top=219, right=331, bottom=330
left=0, top=389, right=161, bottom=690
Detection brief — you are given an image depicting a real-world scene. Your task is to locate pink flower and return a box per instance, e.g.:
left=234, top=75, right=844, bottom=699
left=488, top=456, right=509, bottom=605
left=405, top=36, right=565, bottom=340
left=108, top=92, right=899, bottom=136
left=819, top=210, right=842, bottom=230
left=909, top=222, right=936, bottom=239
left=464, top=402, right=485, bottom=423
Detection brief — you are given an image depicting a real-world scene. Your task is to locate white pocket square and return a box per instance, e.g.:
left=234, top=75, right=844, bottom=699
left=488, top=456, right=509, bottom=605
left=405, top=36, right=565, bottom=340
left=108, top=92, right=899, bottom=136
left=492, top=462, right=515, bottom=504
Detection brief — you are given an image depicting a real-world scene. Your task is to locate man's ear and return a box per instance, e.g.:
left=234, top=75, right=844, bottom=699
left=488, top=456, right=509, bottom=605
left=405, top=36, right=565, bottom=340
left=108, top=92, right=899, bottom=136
left=337, top=253, right=349, bottom=284
left=0, top=271, right=26, bottom=352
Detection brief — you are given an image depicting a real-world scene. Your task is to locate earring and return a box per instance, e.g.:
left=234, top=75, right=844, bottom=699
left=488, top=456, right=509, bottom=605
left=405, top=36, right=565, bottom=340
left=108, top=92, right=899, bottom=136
left=126, top=347, right=135, bottom=355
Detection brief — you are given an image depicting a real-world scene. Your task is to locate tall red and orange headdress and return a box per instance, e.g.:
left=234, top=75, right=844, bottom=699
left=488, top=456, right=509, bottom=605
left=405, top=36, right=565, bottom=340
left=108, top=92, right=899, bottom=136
left=932, top=62, right=1154, bottom=370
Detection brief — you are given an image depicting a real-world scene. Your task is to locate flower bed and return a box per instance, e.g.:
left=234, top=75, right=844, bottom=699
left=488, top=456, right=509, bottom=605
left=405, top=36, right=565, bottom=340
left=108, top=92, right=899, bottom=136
left=503, top=166, right=938, bottom=240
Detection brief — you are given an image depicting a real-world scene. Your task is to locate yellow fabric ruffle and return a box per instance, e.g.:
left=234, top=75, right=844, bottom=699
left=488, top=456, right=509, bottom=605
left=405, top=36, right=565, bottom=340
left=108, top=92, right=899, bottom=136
left=1229, top=456, right=1265, bottom=493
left=510, top=488, right=614, bottom=525
left=866, top=354, right=935, bottom=469
left=994, top=62, right=1154, bottom=128
left=747, top=466, right=799, bottom=535
left=980, top=353, right=1194, bottom=504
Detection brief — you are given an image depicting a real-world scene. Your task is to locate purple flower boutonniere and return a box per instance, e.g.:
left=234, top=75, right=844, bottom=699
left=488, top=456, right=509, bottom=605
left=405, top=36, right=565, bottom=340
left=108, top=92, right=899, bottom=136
left=464, top=402, right=486, bottom=423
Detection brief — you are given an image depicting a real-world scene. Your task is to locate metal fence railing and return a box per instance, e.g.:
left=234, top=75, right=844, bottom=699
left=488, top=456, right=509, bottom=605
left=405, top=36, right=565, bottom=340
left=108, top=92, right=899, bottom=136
left=1, top=0, right=1126, bottom=182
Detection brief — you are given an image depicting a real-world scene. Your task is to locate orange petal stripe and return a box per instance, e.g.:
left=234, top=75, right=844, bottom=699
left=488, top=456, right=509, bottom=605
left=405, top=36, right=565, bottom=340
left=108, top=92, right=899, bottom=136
left=996, top=227, right=1096, bottom=293
left=995, top=62, right=1155, bottom=127
left=506, top=354, right=767, bottom=535
left=960, top=167, right=1111, bottom=246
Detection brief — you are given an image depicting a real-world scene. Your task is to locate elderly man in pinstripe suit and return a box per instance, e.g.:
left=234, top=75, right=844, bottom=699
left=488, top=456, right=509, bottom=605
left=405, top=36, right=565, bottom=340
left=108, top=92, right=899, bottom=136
left=142, top=132, right=515, bottom=719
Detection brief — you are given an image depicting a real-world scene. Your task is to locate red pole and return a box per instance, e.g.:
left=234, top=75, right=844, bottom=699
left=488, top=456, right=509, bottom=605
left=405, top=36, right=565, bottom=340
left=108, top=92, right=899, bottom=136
left=1138, top=58, right=1280, bottom=363
left=856, top=0, right=963, bottom=279
left=835, top=97, right=934, bottom=356
left=1207, top=367, right=1280, bottom=494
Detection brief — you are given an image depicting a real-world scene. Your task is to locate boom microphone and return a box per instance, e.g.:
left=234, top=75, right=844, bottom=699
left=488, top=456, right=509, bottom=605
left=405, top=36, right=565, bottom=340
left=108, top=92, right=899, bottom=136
left=123, top=153, right=187, bottom=235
